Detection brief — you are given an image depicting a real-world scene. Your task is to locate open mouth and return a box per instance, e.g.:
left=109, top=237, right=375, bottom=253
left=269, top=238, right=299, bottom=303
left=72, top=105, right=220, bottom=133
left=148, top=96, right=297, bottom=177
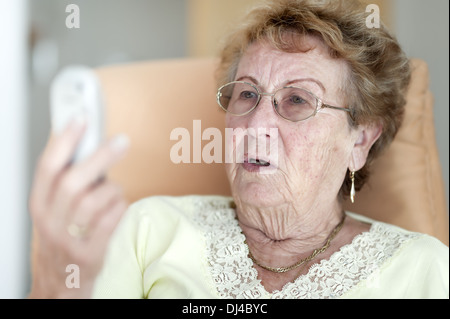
left=248, top=158, right=271, bottom=167
left=241, top=153, right=276, bottom=173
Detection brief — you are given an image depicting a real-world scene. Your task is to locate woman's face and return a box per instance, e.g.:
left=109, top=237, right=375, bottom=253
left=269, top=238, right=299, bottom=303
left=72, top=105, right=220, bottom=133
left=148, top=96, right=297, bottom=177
left=225, top=36, right=360, bottom=210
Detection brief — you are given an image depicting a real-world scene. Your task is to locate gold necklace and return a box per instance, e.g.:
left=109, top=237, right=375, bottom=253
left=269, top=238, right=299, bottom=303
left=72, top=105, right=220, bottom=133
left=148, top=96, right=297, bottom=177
left=245, top=215, right=346, bottom=274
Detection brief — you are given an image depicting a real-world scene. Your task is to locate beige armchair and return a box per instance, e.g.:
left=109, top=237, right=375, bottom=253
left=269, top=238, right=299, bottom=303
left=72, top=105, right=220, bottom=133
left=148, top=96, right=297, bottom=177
left=95, top=58, right=448, bottom=245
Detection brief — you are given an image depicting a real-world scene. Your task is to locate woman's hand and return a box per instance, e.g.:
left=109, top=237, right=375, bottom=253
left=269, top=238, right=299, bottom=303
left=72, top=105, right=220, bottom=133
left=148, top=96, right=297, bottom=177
left=28, top=116, right=129, bottom=298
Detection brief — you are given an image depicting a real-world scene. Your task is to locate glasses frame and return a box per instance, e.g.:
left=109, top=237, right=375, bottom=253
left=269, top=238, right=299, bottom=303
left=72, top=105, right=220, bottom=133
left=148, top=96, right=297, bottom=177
left=217, top=81, right=355, bottom=123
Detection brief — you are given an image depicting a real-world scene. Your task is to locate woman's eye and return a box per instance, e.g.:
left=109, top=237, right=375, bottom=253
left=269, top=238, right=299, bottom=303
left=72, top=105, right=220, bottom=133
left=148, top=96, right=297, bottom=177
left=290, top=95, right=306, bottom=104
left=240, top=91, right=257, bottom=99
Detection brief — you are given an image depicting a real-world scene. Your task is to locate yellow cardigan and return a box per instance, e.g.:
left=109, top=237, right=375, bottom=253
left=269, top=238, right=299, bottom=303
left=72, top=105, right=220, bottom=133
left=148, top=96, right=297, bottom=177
left=93, top=195, right=449, bottom=299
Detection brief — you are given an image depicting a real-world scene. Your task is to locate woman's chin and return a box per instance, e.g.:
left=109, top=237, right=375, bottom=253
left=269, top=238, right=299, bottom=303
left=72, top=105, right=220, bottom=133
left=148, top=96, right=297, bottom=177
left=227, top=164, right=287, bottom=207
left=232, top=181, right=284, bottom=208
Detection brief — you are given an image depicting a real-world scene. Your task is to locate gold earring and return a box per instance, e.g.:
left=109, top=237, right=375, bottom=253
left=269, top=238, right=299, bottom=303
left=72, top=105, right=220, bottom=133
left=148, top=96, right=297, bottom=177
left=350, top=170, right=356, bottom=203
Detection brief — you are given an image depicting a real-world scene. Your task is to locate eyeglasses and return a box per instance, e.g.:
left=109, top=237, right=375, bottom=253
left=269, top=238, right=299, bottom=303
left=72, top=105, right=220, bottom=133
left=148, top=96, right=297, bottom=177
left=217, top=81, right=355, bottom=122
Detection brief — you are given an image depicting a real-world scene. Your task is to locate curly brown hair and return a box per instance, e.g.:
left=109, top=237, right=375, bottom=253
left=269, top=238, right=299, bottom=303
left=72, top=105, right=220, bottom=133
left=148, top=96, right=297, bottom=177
left=216, top=0, right=411, bottom=199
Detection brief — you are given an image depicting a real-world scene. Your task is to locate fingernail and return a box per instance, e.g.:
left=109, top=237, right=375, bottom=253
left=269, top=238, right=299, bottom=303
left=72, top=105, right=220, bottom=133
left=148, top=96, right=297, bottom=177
left=110, top=134, right=130, bottom=152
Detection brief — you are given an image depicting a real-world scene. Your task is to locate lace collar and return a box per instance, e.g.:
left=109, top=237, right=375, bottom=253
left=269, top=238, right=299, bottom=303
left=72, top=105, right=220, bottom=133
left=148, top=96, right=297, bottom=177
left=192, top=198, right=419, bottom=299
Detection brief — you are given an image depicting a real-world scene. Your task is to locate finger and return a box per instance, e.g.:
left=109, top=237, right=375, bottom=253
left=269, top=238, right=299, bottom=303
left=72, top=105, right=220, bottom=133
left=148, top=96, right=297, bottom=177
left=74, top=134, right=129, bottom=186
left=30, top=117, right=86, bottom=221
left=84, top=199, right=128, bottom=264
left=67, top=182, right=123, bottom=230
left=50, top=135, right=129, bottom=218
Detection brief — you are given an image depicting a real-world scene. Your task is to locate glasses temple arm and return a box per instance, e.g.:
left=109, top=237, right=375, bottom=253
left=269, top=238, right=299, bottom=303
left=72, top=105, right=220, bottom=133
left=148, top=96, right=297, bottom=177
left=323, top=104, right=356, bottom=121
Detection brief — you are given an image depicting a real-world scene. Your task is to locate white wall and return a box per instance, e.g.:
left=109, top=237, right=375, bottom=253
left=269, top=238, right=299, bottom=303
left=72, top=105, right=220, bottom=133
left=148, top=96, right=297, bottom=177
left=0, top=0, right=29, bottom=298
left=393, top=0, right=449, bottom=207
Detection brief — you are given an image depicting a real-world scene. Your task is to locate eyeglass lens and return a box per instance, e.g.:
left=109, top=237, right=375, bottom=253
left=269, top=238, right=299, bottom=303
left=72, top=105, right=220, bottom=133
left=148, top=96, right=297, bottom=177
left=218, top=82, right=317, bottom=122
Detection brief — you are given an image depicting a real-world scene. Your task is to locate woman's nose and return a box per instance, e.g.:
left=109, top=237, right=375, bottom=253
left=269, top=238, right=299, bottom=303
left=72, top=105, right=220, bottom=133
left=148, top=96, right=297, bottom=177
left=246, top=94, right=278, bottom=130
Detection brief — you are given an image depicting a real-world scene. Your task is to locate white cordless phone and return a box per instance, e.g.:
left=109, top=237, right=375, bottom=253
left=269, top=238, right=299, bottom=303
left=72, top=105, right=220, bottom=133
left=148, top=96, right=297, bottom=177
left=50, top=66, right=105, bottom=164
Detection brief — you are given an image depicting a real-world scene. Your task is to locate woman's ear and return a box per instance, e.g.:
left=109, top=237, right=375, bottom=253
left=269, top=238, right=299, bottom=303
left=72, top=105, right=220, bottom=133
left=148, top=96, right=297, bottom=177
left=349, top=123, right=382, bottom=171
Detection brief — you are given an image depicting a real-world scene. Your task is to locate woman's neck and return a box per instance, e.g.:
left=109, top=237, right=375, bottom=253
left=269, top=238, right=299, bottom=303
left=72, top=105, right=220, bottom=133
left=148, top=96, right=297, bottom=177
left=235, top=199, right=345, bottom=268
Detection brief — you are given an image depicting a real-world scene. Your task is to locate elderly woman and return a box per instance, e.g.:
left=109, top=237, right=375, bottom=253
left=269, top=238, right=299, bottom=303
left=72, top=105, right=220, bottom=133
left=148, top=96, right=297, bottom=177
left=29, top=0, right=448, bottom=299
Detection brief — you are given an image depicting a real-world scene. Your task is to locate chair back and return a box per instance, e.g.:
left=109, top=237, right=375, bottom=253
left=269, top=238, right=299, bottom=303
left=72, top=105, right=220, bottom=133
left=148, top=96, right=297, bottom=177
left=96, top=58, right=448, bottom=245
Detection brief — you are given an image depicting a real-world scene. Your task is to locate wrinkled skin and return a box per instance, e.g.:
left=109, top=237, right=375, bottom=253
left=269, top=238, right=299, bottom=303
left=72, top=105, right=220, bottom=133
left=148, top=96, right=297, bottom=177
left=225, top=37, right=381, bottom=292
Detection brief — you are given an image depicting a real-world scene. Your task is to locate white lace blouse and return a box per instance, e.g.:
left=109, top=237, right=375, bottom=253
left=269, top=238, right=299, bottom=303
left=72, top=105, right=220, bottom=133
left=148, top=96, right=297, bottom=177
left=93, top=195, right=449, bottom=299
